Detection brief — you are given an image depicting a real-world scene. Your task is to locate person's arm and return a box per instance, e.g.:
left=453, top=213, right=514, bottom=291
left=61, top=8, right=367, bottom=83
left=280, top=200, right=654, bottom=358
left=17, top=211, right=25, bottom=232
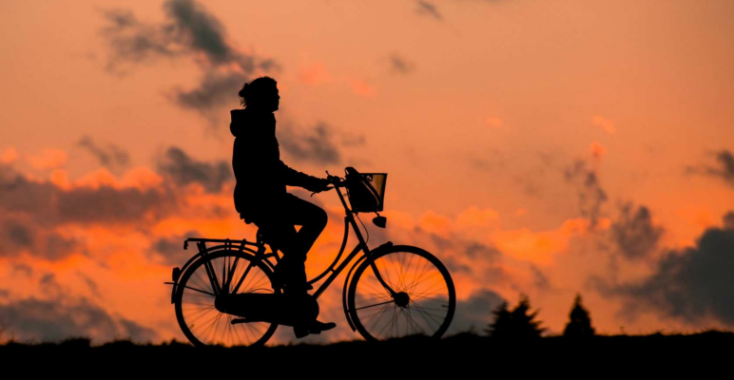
left=277, top=160, right=329, bottom=192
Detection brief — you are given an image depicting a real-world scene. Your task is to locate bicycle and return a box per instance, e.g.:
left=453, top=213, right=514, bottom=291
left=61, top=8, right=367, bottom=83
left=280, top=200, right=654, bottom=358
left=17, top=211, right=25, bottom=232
left=165, top=166, right=456, bottom=347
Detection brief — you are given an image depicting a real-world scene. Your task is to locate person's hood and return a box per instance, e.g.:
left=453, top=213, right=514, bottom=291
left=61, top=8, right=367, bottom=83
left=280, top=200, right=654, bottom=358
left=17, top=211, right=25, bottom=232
left=230, top=108, right=274, bottom=137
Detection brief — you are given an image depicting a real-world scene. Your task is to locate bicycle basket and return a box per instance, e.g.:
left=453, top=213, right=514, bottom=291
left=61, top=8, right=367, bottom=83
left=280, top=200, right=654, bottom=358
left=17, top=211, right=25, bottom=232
left=345, top=167, right=387, bottom=213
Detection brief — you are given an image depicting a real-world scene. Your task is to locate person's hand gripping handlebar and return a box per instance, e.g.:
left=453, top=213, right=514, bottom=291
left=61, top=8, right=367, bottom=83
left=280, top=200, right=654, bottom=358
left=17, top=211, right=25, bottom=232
left=308, top=170, right=344, bottom=197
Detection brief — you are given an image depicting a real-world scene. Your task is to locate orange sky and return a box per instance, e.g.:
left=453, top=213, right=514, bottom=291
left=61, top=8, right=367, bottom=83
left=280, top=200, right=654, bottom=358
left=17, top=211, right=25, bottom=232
left=1, top=0, right=734, bottom=345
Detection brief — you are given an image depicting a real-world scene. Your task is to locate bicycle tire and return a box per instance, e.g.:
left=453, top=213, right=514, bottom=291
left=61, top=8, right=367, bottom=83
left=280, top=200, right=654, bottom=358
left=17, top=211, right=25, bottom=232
left=347, top=245, right=456, bottom=341
left=174, top=248, right=280, bottom=347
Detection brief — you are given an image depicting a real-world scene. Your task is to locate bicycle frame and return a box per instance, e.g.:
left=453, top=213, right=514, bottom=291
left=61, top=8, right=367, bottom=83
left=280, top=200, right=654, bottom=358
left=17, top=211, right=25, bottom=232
left=169, top=181, right=398, bottom=332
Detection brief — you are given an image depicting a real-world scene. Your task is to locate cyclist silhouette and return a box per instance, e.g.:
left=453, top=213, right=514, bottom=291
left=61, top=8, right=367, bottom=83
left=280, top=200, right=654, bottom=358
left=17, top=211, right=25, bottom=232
left=230, top=76, right=336, bottom=338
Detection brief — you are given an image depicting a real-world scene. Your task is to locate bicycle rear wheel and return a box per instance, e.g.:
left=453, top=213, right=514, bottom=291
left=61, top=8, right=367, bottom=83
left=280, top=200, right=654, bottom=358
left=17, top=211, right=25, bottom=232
left=347, top=245, right=456, bottom=341
left=174, top=249, right=279, bottom=347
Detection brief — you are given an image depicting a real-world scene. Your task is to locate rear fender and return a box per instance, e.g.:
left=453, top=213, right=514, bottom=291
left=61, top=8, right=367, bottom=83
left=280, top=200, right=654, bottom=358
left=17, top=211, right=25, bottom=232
left=169, top=244, right=261, bottom=304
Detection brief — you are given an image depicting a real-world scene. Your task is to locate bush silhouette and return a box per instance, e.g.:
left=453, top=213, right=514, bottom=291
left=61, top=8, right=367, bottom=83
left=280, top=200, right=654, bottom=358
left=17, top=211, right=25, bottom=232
left=486, top=294, right=545, bottom=338
left=563, top=294, right=596, bottom=338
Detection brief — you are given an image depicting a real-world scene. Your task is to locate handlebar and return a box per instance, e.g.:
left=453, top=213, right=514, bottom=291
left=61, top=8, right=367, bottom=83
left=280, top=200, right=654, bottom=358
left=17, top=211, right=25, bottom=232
left=325, top=171, right=346, bottom=187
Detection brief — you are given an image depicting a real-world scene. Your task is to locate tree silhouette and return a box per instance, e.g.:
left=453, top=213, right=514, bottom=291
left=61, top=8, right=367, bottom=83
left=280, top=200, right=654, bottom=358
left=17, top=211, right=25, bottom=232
left=486, top=294, right=545, bottom=338
left=563, top=294, right=596, bottom=337
left=485, top=301, right=512, bottom=337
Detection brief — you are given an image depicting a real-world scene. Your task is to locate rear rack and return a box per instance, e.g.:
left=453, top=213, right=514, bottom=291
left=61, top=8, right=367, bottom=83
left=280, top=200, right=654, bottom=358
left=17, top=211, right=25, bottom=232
left=183, top=237, right=261, bottom=250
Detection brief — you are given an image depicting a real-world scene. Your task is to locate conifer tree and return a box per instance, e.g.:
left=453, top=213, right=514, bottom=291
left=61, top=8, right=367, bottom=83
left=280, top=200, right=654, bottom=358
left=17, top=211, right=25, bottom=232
left=509, top=293, right=545, bottom=338
left=486, top=294, right=545, bottom=338
left=485, top=301, right=512, bottom=337
left=563, top=294, right=596, bottom=337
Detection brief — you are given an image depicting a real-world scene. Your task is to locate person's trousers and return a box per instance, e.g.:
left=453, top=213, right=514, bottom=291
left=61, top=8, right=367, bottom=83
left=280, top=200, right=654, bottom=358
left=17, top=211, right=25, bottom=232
left=250, top=193, right=328, bottom=292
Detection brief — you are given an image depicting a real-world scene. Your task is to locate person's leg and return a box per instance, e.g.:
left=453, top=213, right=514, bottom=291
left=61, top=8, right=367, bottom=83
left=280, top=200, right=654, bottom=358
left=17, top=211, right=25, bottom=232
left=281, top=193, right=328, bottom=264
left=266, top=193, right=328, bottom=291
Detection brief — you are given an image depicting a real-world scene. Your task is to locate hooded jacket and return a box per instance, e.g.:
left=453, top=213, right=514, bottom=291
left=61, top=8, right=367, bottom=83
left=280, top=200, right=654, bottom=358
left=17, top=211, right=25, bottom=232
left=230, top=107, right=327, bottom=222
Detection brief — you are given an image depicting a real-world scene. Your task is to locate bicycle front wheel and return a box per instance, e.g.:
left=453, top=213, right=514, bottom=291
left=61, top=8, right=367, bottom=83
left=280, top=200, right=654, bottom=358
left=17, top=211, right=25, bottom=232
left=347, top=245, right=456, bottom=341
left=174, top=249, right=279, bottom=347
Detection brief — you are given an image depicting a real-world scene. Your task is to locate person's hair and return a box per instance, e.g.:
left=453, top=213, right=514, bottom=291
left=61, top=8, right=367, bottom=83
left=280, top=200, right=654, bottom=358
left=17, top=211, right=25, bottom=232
left=238, top=76, right=277, bottom=107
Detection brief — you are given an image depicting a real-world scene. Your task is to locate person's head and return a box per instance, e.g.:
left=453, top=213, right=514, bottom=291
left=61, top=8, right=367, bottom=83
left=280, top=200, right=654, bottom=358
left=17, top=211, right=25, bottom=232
left=238, top=76, right=279, bottom=112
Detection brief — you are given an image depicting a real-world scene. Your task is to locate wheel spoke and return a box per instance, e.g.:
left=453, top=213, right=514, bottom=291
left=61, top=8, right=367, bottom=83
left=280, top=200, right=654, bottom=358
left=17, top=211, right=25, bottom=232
left=175, top=250, right=279, bottom=348
left=350, top=247, right=455, bottom=341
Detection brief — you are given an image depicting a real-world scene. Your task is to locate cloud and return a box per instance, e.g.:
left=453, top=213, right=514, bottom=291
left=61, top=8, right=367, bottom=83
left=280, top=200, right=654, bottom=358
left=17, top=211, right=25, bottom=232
left=415, top=0, right=442, bottom=20
left=609, top=201, right=664, bottom=260
left=28, top=149, right=68, bottom=170
left=77, top=135, right=130, bottom=172
left=592, top=115, right=616, bottom=135
left=529, top=265, right=552, bottom=291
left=0, top=163, right=177, bottom=227
left=151, top=229, right=201, bottom=266
left=98, top=0, right=279, bottom=118
left=351, top=79, right=376, bottom=97
left=563, top=158, right=608, bottom=229
left=446, top=289, right=506, bottom=335
left=298, top=62, right=331, bottom=85
left=685, top=150, right=734, bottom=188
left=390, top=53, right=416, bottom=74
left=0, top=147, right=19, bottom=164
left=0, top=295, right=157, bottom=344
left=278, top=122, right=346, bottom=165
left=595, top=212, right=734, bottom=327
left=156, top=146, right=232, bottom=194
left=0, top=215, right=80, bottom=261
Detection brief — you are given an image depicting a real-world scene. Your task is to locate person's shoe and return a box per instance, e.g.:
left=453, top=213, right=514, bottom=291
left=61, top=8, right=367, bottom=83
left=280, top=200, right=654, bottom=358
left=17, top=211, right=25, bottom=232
left=293, top=324, right=310, bottom=339
left=308, top=320, right=336, bottom=334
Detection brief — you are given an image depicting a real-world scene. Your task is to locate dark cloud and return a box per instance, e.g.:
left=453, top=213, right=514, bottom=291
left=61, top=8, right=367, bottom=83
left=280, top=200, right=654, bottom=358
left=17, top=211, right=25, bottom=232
left=610, top=201, right=664, bottom=260
left=56, top=186, right=175, bottom=224
left=530, top=265, right=551, bottom=291
left=446, top=289, right=506, bottom=335
left=415, top=0, right=442, bottom=20
left=98, top=0, right=279, bottom=119
left=725, top=211, right=734, bottom=230
left=471, top=149, right=508, bottom=174
left=390, top=53, right=416, bottom=74
left=563, top=159, right=608, bottom=229
left=172, top=71, right=247, bottom=113
left=278, top=122, right=343, bottom=165
left=151, top=229, right=201, bottom=266
left=39, top=273, right=62, bottom=297
left=465, top=242, right=502, bottom=261
left=685, top=150, right=734, bottom=188
left=0, top=164, right=177, bottom=227
left=594, top=212, right=734, bottom=327
left=11, top=263, right=33, bottom=277
left=157, top=146, right=232, bottom=193
left=77, top=272, right=102, bottom=299
left=0, top=216, right=80, bottom=261
left=77, top=135, right=130, bottom=171
left=0, top=296, right=157, bottom=344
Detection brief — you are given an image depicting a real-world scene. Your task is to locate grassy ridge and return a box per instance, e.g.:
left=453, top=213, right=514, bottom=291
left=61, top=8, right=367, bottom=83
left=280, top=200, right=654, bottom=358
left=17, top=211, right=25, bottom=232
left=2, top=330, right=731, bottom=366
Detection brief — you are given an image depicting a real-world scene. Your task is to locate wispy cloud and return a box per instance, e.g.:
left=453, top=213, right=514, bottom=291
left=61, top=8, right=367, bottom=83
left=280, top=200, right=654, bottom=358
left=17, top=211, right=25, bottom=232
left=77, top=135, right=130, bottom=172
left=415, top=0, right=442, bottom=20
left=156, top=146, right=232, bottom=193
left=98, top=0, right=279, bottom=121
left=685, top=149, right=734, bottom=188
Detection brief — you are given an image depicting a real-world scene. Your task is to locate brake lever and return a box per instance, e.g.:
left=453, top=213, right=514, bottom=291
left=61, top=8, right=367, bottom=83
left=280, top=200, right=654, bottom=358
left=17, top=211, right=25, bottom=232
left=310, top=185, right=335, bottom=197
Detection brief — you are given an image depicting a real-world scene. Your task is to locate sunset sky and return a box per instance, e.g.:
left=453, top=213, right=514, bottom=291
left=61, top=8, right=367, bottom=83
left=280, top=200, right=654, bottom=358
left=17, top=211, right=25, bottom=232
left=1, top=0, right=734, bottom=345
